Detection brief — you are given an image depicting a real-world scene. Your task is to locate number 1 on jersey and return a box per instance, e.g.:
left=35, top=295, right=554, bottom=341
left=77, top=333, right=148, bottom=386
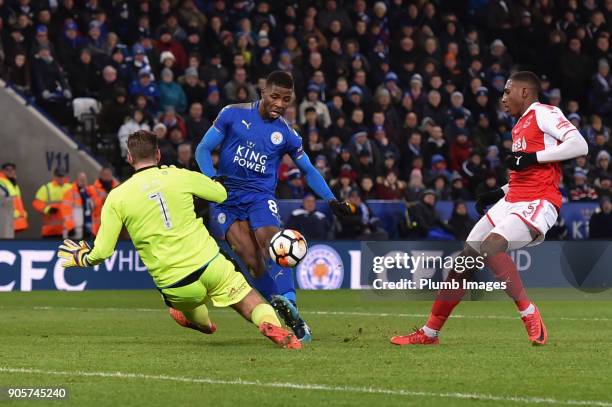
left=149, top=191, right=172, bottom=229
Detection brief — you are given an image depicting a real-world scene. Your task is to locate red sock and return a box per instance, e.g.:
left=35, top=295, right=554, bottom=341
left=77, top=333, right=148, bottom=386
left=487, top=253, right=531, bottom=311
left=426, top=271, right=468, bottom=331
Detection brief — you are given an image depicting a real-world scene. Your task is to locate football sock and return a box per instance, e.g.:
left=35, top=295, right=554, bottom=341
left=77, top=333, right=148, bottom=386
left=267, top=259, right=296, bottom=306
left=250, top=269, right=279, bottom=302
left=486, top=253, right=531, bottom=311
left=251, top=303, right=281, bottom=327
left=182, top=303, right=211, bottom=327
left=519, top=303, right=535, bottom=317
left=425, top=270, right=469, bottom=331
left=422, top=325, right=439, bottom=338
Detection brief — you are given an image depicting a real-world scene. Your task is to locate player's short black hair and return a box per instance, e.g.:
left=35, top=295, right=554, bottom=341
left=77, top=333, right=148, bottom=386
left=510, top=71, right=541, bottom=93
left=266, top=71, right=294, bottom=89
left=1, top=163, right=16, bottom=170
left=128, top=130, right=158, bottom=162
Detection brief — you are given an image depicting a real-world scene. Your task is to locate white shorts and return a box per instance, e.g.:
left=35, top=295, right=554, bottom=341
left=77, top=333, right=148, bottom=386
left=466, top=198, right=558, bottom=253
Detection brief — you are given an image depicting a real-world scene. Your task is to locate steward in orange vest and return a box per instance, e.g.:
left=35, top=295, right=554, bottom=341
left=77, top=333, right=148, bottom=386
left=89, top=167, right=119, bottom=235
left=0, top=163, right=28, bottom=232
left=32, top=169, right=73, bottom=238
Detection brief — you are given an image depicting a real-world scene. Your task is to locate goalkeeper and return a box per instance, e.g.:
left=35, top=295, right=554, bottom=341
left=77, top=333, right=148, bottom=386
left=57, top=130, right=300, bottom=349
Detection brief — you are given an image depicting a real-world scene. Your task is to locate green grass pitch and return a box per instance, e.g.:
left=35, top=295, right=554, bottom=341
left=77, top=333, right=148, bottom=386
left=1, top=290, right=612, bottom=406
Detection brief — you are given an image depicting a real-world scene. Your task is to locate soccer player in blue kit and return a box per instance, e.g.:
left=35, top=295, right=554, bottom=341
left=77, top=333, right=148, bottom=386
left=195, top=71, right=351, bottom=341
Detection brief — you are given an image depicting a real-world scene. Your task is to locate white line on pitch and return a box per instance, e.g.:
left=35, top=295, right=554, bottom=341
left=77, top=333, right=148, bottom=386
left=1, top=366, right=611, bottom=407
left=1, top=305, right=609, bottom=322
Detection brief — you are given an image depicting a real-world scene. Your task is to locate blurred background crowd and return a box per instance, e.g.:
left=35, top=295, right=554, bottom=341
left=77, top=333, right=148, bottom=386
left=0, top=0, right=610, bottom=240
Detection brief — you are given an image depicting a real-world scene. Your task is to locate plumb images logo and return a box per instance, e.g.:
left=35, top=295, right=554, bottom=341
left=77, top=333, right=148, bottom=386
left=369, top=251, right=508, bottom=292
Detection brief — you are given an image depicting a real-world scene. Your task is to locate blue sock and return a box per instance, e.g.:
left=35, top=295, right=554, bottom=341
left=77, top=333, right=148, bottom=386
left=267, top=259, right=296, bottom=306
left=250, top=271, right=278, bottom=302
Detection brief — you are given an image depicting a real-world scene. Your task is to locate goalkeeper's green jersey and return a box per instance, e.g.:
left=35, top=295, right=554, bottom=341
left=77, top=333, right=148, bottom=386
left=87, top=165, right=227, bottom=288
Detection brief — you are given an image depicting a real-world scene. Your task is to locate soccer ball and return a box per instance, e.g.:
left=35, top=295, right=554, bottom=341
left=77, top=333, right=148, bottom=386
left=269, top=229, right=308, bottom=267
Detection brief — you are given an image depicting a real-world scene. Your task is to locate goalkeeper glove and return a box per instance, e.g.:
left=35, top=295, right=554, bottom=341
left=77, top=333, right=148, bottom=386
left=475, top=188, right=505, bottom=215
left=505, top=152, right=538, bottom=171
left=58, top=239, right=92, bottom=268
left=328, top=199, right=352, bottom=218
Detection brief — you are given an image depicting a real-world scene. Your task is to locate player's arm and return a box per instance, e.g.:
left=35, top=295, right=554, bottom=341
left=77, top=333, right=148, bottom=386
left=506, top=107, right=588, bottom=170
left=184, top=169, right=228, bottom=203
left=57, top=195, right=123, bottom=267
left=293, top=153, right=352, bottom=217
left=195, top=106, right=231, bottom=176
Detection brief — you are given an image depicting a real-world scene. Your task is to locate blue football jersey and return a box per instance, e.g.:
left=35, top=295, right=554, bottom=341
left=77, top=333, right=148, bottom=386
left=212, top=101, right=304, bottom=193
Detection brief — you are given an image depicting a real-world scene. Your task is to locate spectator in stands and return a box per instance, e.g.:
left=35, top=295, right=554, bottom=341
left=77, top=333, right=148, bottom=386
left=376, top=170, right=405, bottom=200
left=180, top=67, right=206, bottom=108
left=32, top=168, right=73, bottom=239
left=450, top=173, right=473, bottom=201
left=98, top=87, right=131, bottom=136
left=157, top=102, right=181, bottom=130
left=589, top=196, right=612, bottom=239
left=299, top=84, right=332, bottom=129
left=286, top=194, right=330, bottom=241
left=313, top=155, right=331, bottom=183
left=98, top=66, right=120, bottom=104
left=448, top=200, right=476, bottom=241
left=223, top=67, right=258, bottom=102
left=593, top=150, right=611, bottom=182
left=404, top=169, right=425, bottom=203
left=337, top=188, right=387, bottom=240
left=276, top=168, right=305, bottom=199
left=404, top=189, right=454, bottom=240
left=68, top=48, right=100, bottom=98
left=595, top=173, right=611, bottom=199
left=570, top=171, right=599, bottom=201
left=331, top=167, right=357, bottom=202
left=56, top=20, right=84, bottom=68
left=359, top=175, right=377, bottom=200
left=462, top=152, right=488, bottom=195
left=428, top=154, right=452, bottom=184
left=117, top=110, right=150, bottom=158
left=471, top=113, right=496, bottom=155
left=423, top=125, right=449, bottom=167
left=185, top=102, right=210, bottom=144
left=450, top=131, right=473, bottom=172
left=431, top=175, right=451, bottom=201
left=304, top=129, right=325, bottom=159
left=7, top=52, right=31, bottom=94
left=158, top=68, right=186, bottom=114
left=31, top=45, right=72, bottom=124
left=590, top=59, right=612, bottom=118
left=155, top=27, right=187, bottom=71
left=175, top=143, right=198, bottom=171
left=129, top=68, right=158, bottom=110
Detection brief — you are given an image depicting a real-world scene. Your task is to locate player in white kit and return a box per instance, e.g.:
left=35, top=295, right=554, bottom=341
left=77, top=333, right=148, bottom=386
left=391, top=71, right=588, bottom=346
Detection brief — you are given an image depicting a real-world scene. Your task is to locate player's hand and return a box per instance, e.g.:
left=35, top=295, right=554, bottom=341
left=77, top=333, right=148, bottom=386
left=328, top=199, right=352, bottom=218
left=505, top=152, right=538, bottom=171
left=57, top=239, right=91, bottom=268
left=475, top=188, right=505, bottom=215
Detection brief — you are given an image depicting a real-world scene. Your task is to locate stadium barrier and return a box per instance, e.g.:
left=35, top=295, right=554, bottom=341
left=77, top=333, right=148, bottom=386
left=1, top=240, right=610, bottom=293
left=209, top=201, right=599, bottom=240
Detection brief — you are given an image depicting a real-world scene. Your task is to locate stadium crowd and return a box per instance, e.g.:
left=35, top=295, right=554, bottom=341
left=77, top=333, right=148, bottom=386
left=0, top=0, right=611, bottom=239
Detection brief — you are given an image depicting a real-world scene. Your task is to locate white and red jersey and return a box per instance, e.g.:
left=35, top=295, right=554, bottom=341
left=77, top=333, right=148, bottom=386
left=506, top=102, right=578, bottom=210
